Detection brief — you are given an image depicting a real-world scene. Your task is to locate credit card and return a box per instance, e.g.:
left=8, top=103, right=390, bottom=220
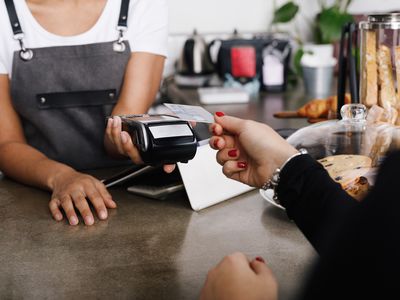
left=163, top=103, right=214, bottom=123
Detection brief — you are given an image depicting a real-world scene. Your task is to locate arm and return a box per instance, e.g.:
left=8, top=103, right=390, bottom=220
left=209, top=114, right=359, bottom=253
left=299, top=151, right=400, bottom=299
left=277, top=154, right=358, bottom=253
left=104, top=52, right=175, bottom=173
left=0, top=75, right=116, bottom=225
left=104, top=52, right=164, bottom=159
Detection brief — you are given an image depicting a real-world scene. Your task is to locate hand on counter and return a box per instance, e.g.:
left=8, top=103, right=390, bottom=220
left=209, top=113, right=297, bottom=188
left=49, top=170, right=116, bottom=226
left=105, top=116, right=175, bottom=173
left=200, top=252, right=278, bottom=300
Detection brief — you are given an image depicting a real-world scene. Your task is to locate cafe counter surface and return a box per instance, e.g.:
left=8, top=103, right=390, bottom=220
left=0, top=84, right=315, bottom=300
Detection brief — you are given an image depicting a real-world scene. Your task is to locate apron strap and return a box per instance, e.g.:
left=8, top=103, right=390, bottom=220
left=114, top=0, right=130, bottom=52
left=117, top=0, right=130, bottom=30
left=4, top=0, right=33, bottom=61
left=4, top=0, right=23, bottom=37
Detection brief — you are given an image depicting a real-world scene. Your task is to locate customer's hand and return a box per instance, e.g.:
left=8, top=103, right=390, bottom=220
left=49, top=169, right=117, bottom=226
left=105, top=116, right=175, bottom=173
left=200, top=252, right=278, bottom=300
left=210, top=113, right=298, bottom=188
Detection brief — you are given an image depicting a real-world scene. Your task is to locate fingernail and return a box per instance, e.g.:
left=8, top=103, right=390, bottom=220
left=228, top=149, right=237, bottom=157
left=107, top=118, right=113, bottom=127
left=237, top=161, right=247, bottom=169
left=55, top=213, right=63, bottom=221
left=69, top=216, right=78, bottom=225
left=99, top=210, right=108, bottom=220
left=216, top=112, right=225, bottom=117
left=113, top=116, right=119, bottom=128
left=255, top=256, right=265, bottom=263
left=213, top=139, right=219, bottom=148
left=121, top=132, right=128, bottom=144
left=85, top=215, right=94, bottom=225
left=211, top=126, right=217, bottom=136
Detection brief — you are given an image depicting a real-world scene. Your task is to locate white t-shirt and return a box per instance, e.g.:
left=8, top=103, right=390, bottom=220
left=0, top=0, right=168, bottom=77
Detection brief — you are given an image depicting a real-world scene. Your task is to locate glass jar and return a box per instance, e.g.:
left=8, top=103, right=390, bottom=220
left=359, top=14, right=400, bottom=109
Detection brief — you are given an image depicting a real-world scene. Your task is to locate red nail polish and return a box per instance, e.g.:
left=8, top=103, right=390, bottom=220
left=215, top=112, right=225, bottom=117
left=213, top=139, right=219, bottom=148
left=237, top=161, right=247, bottom=169
left=255, top=256, right=265, bottom=263
left=228, top=149, right=237, bottom=157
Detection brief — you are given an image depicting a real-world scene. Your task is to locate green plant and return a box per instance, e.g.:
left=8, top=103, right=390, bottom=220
left=269, top=0, right=354, bottom=77
left=314, top=0, right=354, bottom=44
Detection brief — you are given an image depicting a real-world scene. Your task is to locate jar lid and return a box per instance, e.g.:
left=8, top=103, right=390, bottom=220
left=359, top=13, right=400, bottom=30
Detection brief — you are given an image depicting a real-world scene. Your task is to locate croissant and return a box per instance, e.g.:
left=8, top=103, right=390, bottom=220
left=297, top=94, right=351, bottom=119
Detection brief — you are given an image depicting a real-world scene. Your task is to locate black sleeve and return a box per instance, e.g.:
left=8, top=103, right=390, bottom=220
left=276, top=154, right=359, bottom=253
left=299, top=150, right=400, bottom=300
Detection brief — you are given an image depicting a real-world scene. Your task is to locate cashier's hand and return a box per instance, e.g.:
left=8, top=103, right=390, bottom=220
left=200, top=252, right=278, bottom=300
left=210, top=113, right=298, bottom=188
left=49, top=170, right=116, bottom=226
left=105, top=116, right=175, bottom=173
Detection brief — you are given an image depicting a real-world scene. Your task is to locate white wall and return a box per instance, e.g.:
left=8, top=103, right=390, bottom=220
left=165, top=0, right=400, bottom=76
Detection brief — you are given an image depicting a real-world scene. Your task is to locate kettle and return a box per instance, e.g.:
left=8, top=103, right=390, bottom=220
left=176, top=30, right=214, bottom=76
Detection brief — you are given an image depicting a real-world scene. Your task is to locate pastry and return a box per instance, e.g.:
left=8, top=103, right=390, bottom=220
left=344, top=176, right=370, bottom=201
left=362, top=30, right=378, bottom=107
left=395, top=46, right=400, bottom=104
left=366, top=104, right=384, bottom=124
left=297, top=94, right=351, bottom=119
left=378, top=45, right=397, bottom=109
left=318, top=155, right=372, bottom=188
left=368, top=124, right=393, bottom=167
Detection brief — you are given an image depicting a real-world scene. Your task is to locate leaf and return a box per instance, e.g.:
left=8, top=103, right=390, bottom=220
left=272, top=2, right=299, bottom=24
left=316, top=7, right=353, bottom=44
left=294, top=47, right=304, bottom=76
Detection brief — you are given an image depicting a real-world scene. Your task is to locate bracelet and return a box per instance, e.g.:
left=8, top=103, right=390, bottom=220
left=261, top=148, right=308, bottom=204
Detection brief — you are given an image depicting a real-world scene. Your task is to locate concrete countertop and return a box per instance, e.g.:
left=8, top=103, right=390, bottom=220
left=0, top=85, right=316, bottom=299
left=0, top=169, right=315, bottom=300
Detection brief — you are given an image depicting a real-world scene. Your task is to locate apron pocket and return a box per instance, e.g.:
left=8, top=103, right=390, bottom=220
left=36, top=89, right=117, bottom=109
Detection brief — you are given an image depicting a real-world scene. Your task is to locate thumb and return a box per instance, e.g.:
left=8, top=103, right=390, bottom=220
left=250, top=257, right=273, bottom=276
left=215, top=114, right=246, bottom=135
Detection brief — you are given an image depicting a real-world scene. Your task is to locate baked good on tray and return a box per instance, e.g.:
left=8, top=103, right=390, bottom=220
left=318, top=154, right=372, bottom=200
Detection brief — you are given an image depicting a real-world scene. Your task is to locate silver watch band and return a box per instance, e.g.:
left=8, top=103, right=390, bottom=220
left=261, top=148, right=308, bottom=204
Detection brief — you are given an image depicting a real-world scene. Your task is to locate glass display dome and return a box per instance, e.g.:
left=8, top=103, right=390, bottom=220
left=286, top=104, right=400, bottom=200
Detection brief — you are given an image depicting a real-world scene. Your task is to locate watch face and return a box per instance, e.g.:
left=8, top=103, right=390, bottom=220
left=149, top=124, right=193, bottom=139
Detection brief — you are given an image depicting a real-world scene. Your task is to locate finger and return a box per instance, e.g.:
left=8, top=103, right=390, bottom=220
left=120, top=131, right=143, bottom=164
left=112, top=116, right=125, bottom=154
left=222, top=160, right=247, bottom=179
left=60, top=195, right=79, bottom=225
left=210, top=123, right=221, bottom=136
left=163, top=164, right=176, bottom=173
left=217, top=252, right=250, bottom=269
left=216, top=148, right=240, bottom=165
left=72, top=193, right=95, bottom=226
left=85, top=187, right=108, bottom=220
left=49, top=198, right=63, bottom=221
left=215, top=114, right=247, bottom=136
left=250, top=257, right=276, bottom=278
left=250, top=257, right=267, bottom=273
left=209, top=136, right=225, bottom=150
left=94, top=181, right=117, bottom=209
left=105, top=118, right=114, bottom=144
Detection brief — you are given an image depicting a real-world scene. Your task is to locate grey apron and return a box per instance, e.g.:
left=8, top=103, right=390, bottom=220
left=5, top=0, right=132, bottom=170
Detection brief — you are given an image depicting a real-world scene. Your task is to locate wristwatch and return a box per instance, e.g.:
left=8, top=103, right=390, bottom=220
left=261, top=148, right=308, bottom=204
